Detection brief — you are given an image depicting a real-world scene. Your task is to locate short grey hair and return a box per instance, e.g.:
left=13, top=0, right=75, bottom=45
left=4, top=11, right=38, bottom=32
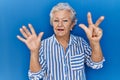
left=50, top=3, right=77, bottom=25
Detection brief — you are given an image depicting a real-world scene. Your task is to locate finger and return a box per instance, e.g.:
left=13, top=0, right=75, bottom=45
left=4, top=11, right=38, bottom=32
left=38, top=32, right=44, bottom=42
left=91, top=25, right=99, bottom=34
left=87, top=12, right=93, bottom=25
left=17, top=35, right=26, bottom=43
left=94, top=26, right=102, bottom=33
left=94, top=26, right=99, bottom=33
left=93, top=27, right=102, bottom=37
left=97, top=30, right=103, bottom=38
left=98, top=28, right=103, bottom=35
left=95, top=16, right=104, bottom=27
left=20, top=28, right=28, bottom=38
left=28, top=24, right=36, bottom=35
left=79, top=24, right=89, bottom=33
left=22, top=26, right=31, bottom=36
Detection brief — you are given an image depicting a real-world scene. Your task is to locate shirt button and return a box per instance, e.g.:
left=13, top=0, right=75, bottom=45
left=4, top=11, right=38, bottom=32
left=65, top=74, right=67, bottom=77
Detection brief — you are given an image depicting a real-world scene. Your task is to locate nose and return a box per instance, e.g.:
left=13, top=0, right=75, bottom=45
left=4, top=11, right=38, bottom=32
left=58, top=20, right=63, bottom=27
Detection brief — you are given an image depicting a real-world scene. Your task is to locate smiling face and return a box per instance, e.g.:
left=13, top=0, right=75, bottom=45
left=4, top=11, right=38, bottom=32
left=52, top=10, right=75, bottom=37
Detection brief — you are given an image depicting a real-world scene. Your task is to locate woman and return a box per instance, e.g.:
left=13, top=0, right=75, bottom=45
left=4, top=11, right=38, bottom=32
left=17, top=3, right=105, bottom=80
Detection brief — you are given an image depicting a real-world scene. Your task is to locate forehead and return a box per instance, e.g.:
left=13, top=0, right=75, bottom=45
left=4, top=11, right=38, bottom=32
left=53, top=10, right=72, bottom=19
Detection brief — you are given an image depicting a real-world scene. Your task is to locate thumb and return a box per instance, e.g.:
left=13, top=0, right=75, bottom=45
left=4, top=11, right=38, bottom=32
left=79, top=24, right=88, bottom=33
left=38, top=32, right=44, bottom=42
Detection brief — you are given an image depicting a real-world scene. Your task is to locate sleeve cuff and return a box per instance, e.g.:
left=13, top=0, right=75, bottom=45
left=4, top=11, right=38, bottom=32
left=89, top=57, right=105, bottom=69
left=28, top=69, right=44, bottom=80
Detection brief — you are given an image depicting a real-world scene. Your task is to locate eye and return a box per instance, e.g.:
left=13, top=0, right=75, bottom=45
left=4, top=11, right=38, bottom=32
left=54, top=20, right=59, bottom=22
left=63, top=20, right=68, bottom=22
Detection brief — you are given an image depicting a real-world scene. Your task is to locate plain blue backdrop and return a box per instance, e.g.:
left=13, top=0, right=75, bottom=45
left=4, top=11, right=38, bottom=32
left=0, top=0, right=120, bottom=80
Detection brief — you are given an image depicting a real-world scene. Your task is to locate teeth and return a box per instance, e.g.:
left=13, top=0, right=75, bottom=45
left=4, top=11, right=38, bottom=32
left=58, top=29, right=64, bottom=31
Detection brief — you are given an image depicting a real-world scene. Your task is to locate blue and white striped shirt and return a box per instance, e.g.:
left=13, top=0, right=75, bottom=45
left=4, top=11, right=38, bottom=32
left=28, top=34, right=105, bottom=80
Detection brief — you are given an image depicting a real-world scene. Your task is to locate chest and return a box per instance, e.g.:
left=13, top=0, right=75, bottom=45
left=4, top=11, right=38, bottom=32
left=45, top=44, right=85, bottom=73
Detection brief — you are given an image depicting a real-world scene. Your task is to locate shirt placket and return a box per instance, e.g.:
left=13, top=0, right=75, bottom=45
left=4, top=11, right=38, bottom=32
left=63, top=46, right=70, bottom=80
left=64, top=58, right=68, bottom=80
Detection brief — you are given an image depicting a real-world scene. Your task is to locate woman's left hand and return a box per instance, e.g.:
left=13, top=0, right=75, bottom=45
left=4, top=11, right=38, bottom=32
left=79, top=12, right=104, bottom=44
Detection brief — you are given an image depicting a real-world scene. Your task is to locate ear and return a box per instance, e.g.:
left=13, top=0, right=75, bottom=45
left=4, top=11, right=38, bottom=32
left=70, top=22, right=75, bottom=30
left=50, top=18, right=53, bottom=26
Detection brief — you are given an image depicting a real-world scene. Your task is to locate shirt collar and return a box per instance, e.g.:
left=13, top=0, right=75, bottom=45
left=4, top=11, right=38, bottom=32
left=52, top=34, right=78, bottom=46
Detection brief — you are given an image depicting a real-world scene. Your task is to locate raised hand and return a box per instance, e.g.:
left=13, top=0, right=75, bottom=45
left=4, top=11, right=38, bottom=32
left=17, top=24, right=44, bottom=53
left=79, top=12, right=104, bottom=44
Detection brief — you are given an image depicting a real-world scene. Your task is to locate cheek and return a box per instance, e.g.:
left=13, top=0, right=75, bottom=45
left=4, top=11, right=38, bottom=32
left=52, top=23, right=57, bottom=29
left=64, top=27, right=71, bottom=33
left=65, top=24, right=72, bottom=30
left=52, top=22, right=57, bottom=28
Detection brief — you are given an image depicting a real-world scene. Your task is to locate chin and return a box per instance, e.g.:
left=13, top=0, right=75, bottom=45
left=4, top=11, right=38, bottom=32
left=55, top=32, right=64, bottom=36
left=55, top=34, right=65, bottom=37
left=54, top=31, right=69, bottom=37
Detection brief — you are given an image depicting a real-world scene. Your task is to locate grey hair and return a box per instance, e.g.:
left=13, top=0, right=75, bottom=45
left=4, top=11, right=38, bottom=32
left=50, top=3, right=77, bottom=25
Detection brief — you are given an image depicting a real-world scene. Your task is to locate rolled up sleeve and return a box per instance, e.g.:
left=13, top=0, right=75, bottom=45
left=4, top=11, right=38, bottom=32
left=28, top=42, right=47, bottom=80
left=85, top=55, right=105, bottom=69
left=82, top=38, right=105, bottom=69
left=28, top=69, right=45, bottom=80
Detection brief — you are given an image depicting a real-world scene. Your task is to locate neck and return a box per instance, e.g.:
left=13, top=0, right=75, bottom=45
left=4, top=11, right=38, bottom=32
left=55, top=34, right=70, bottom=44
left=55, top=34, right=70, bottom=52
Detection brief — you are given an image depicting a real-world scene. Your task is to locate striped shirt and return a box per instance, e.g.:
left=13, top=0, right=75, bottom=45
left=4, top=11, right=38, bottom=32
left=28, top=34, right=105, bottom=80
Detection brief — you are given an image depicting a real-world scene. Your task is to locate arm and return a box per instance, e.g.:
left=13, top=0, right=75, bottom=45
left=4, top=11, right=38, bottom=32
left=17, top=24, right=45, bottom=79
left=30, top=50, right=41, bottom=72
left=81, top=38, right=105, bottom=69
left=28, top=42, right=47, bottom=80
left=79, top=12, right=104, bottom=62
left=90, top=42, right=103, bottom=62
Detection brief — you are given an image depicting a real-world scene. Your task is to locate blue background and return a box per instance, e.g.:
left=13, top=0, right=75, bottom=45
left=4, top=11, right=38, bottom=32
left=0, top=0, right=120, bottom=80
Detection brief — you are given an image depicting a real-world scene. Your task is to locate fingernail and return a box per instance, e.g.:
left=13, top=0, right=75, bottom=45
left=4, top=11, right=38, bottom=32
left=88, top=12, right=91, bottom=15
left=79, top=24, right=83, bottom=26
left=20, top=28, right=22, bottom=31
left=28, top=23, right=31, bottom=26
left=101, top=16, right=105, bottom=19
left=22, top=26, right=25, bottom=28
left=17, top=35, right=19, bottom=38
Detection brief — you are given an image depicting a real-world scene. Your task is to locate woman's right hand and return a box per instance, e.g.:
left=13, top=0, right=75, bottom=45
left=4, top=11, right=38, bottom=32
left=17, top=24, right=44, bottom=55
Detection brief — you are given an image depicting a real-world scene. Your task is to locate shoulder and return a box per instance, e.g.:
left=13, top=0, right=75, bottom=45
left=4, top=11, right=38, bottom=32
left=71, top=34, right=87, bottom=43
left=70, top=34, right=90, bottom=47
left=41, top=35, right=54, bottom=44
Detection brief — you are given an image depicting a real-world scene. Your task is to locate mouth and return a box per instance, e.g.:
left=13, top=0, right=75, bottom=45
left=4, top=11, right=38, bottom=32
left=57, top=29, right=64, bottom=31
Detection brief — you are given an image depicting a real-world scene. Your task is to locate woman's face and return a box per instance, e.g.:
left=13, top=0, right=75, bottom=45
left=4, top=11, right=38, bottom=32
left=52, top=10, right=75, bottom=37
